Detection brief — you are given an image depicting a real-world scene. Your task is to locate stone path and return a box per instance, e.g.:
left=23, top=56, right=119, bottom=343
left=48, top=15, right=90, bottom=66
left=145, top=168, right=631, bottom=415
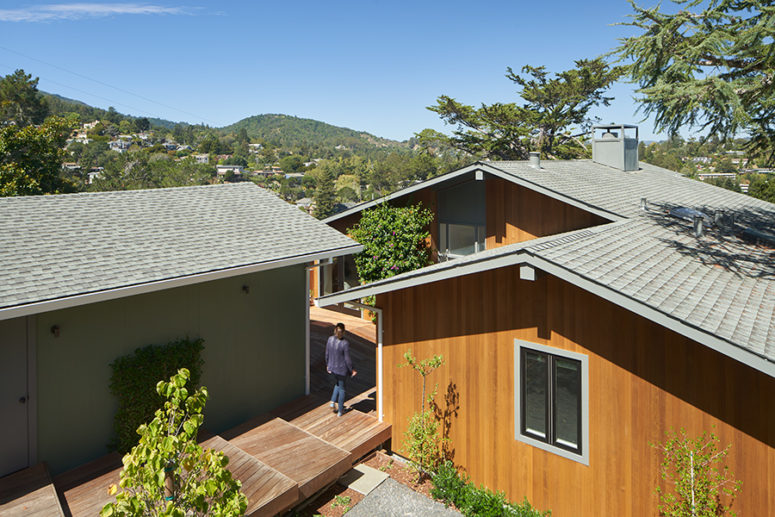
left=345, top=478, right=462, bottom=517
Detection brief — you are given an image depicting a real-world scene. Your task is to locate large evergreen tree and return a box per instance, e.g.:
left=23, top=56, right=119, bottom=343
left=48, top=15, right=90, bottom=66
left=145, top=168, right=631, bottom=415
left=313, top=167, right=336, bottom=219
left=615, top=0, right=775, bottom=161
left=428, top=58, right=622, bottom=160
left=0, top=69, right=49, bottom=127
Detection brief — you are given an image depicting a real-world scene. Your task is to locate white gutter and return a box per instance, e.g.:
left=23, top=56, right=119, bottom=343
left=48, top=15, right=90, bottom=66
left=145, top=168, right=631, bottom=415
left=0, top=245, right=362, bottom=322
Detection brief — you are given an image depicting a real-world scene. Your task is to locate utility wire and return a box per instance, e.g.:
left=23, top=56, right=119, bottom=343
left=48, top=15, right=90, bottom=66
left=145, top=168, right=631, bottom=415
left=0, top=45, right=216, bottom=125
left=0, top=63, right=161, bottom=119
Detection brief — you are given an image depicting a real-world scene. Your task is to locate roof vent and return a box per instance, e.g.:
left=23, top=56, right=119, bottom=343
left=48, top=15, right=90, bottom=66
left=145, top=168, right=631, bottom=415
left=529, top=152, right=541, bottom=169
left=592, top=124, right=639, bottom=171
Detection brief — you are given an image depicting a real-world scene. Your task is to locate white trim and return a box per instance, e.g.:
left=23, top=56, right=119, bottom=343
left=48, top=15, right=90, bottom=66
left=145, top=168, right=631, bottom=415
left=304, top=266, right=311, bottom=396
left=514, top=339, right=589, bottom=466
left=344, top=301, right=383, bottom=423
left=26, top=315, right=37, bottom=466
left=0, top=245, right=362, bottom=321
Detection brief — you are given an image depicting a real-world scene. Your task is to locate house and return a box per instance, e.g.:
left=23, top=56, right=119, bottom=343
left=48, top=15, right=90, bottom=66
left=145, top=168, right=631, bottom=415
left=193, top=153, right=209, bottom=164
left=0, top=183, right=360, bottom=479
left=216, top=164, right=245, bottom=176
left=317, top=125, right=775, bottom=515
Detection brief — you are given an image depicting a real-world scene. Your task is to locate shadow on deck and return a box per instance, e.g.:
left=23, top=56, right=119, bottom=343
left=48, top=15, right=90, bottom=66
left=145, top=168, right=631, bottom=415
left=0, top=308, right=388, bottom=517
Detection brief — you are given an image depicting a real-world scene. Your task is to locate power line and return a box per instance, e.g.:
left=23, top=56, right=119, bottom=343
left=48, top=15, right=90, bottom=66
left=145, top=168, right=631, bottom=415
left=0, top=45, right=217, bottom=125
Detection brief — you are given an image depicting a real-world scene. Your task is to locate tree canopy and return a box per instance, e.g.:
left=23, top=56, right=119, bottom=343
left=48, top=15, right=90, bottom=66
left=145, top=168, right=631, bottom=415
left=428, top=58, right=622, bottom=160
left=0, top=69, right=49, bottom=127
left=615, top=0, right=775, bottom=161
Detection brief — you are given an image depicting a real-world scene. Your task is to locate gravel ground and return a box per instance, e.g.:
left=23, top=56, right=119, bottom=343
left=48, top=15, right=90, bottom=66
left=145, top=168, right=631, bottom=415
left=345, top=478, right=462, bottom=517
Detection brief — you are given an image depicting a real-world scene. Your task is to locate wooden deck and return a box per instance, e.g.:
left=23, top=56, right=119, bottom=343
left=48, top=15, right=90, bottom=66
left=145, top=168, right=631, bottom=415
left=1, top=308, right=388, bottom=517
left=0, top=463, right=64, bottom=516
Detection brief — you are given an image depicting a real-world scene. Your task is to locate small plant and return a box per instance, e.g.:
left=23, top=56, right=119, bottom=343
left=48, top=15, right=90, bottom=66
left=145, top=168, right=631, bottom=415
left=378, top=458, right=393, bottom=472
left=430, top=461, right=550, bottom=517
left=331, top=494, right=352, bottom=513
left=399, top=350, right=447, bottom=479
left=654, top=428, right=742, bottom=517
left=101, top=368, right=247, bottom=517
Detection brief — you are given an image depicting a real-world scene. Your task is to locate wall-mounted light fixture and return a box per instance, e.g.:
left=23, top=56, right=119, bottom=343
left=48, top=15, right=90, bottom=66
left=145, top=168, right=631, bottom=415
left=242, top=285, right=250, bottom=295
left=50, top=325, right=60, bottom=338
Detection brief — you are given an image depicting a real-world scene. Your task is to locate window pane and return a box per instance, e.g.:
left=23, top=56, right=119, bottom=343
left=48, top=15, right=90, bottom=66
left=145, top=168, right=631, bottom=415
left=553, top=357, right=581, bottom=451
left=523, top=351, right=547, bottom=440
left=448, top=223, right=476, bottom=255
left=439, top=223, right=448, bottom=253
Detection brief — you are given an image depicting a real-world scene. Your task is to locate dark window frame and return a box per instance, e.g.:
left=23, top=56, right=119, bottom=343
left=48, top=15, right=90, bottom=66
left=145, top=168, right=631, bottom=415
left=515, top=340, right=589, bottom=465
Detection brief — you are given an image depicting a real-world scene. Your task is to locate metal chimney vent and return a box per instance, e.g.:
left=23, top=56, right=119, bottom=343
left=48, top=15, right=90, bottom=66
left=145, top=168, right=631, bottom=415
left=529, top=152, right=541, bottom=169
left=592, top=124, right=639, bottom=171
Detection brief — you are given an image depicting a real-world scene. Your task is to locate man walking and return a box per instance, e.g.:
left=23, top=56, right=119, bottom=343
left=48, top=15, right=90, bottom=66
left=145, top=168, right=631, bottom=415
left=326, top=322, right=356, bottom=416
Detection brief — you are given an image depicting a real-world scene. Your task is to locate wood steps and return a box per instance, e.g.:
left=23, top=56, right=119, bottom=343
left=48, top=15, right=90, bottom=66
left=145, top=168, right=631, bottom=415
left=0, top=463, right=65, bottom=516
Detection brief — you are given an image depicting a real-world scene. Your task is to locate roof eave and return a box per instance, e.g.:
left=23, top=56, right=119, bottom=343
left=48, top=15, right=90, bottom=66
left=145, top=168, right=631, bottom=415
left=0, top=244, right=363, bottom=321
left=317, top=248, right=775, bottom=379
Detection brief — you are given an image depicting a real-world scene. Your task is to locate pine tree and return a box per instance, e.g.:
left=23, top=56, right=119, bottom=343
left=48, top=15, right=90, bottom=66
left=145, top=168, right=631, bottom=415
left=313, top=167, right=336, bottom=219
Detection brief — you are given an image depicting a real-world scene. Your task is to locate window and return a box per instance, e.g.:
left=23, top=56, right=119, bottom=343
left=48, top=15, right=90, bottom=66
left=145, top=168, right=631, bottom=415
left=437, top=179, right=486, bottom=259
left=515, top=340, right=589, bottom=465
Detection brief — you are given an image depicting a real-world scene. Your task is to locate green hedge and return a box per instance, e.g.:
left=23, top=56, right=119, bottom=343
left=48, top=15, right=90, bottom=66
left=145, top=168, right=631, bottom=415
left=431, top=461, right=551, bottom=517
left=109, top=338, right=204, bottom=453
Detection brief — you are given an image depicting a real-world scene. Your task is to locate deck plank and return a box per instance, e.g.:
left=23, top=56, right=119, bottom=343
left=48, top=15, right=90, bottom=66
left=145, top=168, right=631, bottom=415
left=55, top=454, right=122, bottom=517
left=222, top=416, right=352, bottom=500
left=0, top=463, right=65, bottom=516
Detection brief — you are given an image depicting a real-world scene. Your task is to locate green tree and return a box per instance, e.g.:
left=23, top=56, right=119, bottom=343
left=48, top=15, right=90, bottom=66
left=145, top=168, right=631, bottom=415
left=715, top=157, right=737, bottom=174
left=135, top=117, right=151, bottom=133
left=0, top=116, right=74, bottom=196
left=279, top=154, right=304, bottom=173
left=0, top=69, right=49, bottom=127
left=313, top=167, right=336, bottom=219
left=101, top=368, right=247, bottom=517
left=654, top=428, right=742, bottom=517
left=615, top=0, right=775, bottom=161
left=429, top=58, right=622, bottom=159
left=399, top=350, right=446, bottom=479
left=347, top=202, right=434, bottom=284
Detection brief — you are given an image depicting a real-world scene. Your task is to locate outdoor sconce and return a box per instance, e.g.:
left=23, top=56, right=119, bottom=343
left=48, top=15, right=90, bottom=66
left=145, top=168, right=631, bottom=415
left=50, top=325, right=60, bottom=337
left=242, top=285, right=250, bottom=295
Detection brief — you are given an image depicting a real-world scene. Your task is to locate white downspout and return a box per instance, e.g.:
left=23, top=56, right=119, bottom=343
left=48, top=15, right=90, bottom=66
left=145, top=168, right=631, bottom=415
left=305, top=259, right=333, bottom=396
left=342, top=301, right=384, bottom=423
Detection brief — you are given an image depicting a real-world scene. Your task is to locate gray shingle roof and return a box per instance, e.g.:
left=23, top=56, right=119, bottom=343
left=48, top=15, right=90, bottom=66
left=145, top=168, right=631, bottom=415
left=318, top=159, right=775, bottom=371
left=0, top=183, right=359, bottom=311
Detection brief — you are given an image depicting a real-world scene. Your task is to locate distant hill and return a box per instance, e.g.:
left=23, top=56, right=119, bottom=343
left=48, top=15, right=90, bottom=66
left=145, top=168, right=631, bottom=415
left=221, top=114, right=407, bottom=151
left=42, top=92, right=178, bottom=128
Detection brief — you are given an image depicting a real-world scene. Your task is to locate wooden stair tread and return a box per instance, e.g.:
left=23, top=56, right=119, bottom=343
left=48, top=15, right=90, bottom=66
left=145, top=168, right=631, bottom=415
left=0, top=463, right=65, bottom=516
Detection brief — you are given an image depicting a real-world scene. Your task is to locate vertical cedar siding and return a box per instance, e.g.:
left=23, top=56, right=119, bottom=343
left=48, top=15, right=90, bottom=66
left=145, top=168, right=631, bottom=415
left=485, top=177, right=609, bottom=246
left=377, top=267, right=775, bottom=516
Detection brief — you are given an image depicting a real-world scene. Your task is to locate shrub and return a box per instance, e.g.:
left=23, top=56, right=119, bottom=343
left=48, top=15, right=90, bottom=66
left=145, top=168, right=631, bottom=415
left=101, top=368, right=247, bottom=516
left=109, top=338, right=204, bottom=453
left=431, top=460, right=550, bottom=517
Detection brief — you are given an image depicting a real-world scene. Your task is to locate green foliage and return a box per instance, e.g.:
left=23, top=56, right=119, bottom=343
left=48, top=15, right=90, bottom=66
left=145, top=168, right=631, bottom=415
left=654, top=428, right=742, bottom=517
left=313, top=167, right=336, bottom=219
left=705, top=176, right=741, bottom=193
left=348, top=202, right=434, bottom=284
left=100, top=368, right=247, bottom=517
left=429, top=58, right=621, bottom=160
left=109, top=338, right=205, bottom=453
left=399, top=350, right=446, bottom=477
left=747, top=174, right=775, bottom=203
left=0, top=115, right=75, bottom=196
left=331, top=494, right=352, bottom=512
left=431, top=461, right=550, bottom=517
left=615, top=0, right=775, bottom=161
left=0, top=69, right=49, bottom=127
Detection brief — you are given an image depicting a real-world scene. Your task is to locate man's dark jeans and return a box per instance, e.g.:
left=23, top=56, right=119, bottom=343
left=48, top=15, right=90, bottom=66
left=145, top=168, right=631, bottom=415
left=330, top=373, right=347, bottom=416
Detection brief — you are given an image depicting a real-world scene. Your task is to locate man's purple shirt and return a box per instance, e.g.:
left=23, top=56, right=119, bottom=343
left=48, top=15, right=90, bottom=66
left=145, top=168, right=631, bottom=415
left=325, top=335, right=353, bottom=376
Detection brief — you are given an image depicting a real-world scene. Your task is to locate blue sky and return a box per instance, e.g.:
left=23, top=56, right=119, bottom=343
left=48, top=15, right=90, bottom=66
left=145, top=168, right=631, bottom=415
left=0, top=1, right=671, bottom=141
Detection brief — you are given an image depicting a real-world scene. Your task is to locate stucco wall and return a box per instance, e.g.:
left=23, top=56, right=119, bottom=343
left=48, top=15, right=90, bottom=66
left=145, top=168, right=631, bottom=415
left=35, top=264, right=305, bottom=474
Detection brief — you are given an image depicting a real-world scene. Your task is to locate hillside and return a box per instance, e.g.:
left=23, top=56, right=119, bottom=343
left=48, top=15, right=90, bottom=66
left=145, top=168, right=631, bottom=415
left=42, top=92, right=179, bottom=128
left=221, top=114, right=408, bottom=152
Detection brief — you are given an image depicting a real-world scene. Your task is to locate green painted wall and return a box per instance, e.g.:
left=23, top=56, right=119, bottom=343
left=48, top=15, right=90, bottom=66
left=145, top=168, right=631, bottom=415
left=35, top=264, right=306, bottom=475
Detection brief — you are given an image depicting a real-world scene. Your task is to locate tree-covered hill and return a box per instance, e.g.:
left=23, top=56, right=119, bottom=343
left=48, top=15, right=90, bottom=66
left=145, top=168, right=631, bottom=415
left=221, top=113, right=408, bottom=153
left=42, top=92, right=179, bottom=129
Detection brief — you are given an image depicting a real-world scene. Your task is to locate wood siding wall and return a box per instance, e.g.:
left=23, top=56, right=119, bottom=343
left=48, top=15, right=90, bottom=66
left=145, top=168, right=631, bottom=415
left=378, top=268, right=775, bottom=516
left=485, top=177, right=609, bottom=247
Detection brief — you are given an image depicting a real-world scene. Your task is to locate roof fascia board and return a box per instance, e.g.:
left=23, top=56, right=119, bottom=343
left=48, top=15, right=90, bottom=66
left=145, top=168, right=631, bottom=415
left=481, top=163, right=623, bottom=222
left=0, top=244, right=362, bottom=321
left=526, top=254, right=775, bottom=379
left=317, top=251, right=526, bottom=306
left=323, top=164, right=487, bottom=223
left=319, top=246, right=775, bottom=378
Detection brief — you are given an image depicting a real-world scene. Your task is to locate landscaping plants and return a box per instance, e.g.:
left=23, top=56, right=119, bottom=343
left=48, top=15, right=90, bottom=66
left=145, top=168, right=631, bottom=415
left=431, top=461, right=550, bottom=517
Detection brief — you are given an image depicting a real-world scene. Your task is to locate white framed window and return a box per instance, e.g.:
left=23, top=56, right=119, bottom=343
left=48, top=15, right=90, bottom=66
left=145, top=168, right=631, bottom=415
left=514, top=339, right=589, bottom=465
